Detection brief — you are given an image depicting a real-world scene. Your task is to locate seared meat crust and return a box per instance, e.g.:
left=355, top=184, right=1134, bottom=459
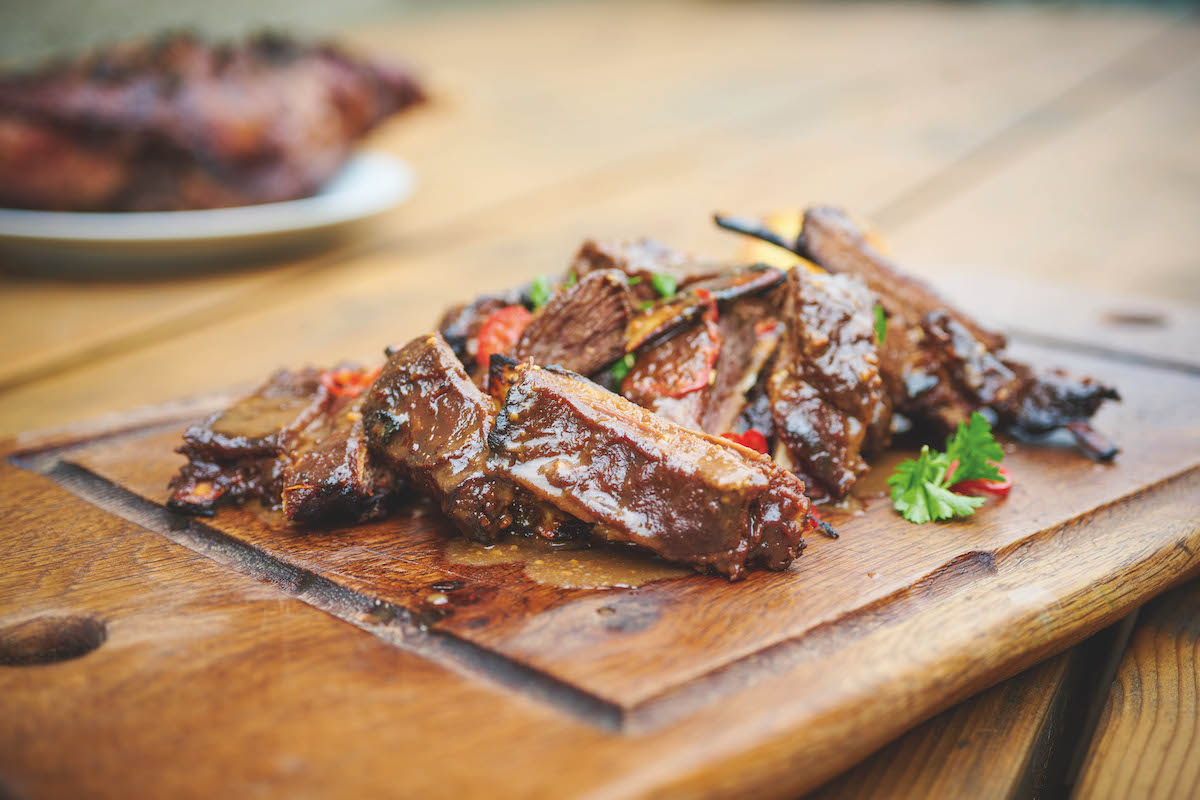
left=0, top=32, right=424, bottom=211
left=489, top=360, right=810, bottom=578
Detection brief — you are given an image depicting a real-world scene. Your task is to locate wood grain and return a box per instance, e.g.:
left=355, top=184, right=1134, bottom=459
left=888, top=22, right=1200, bottom=305
left=805, top=612, right=1139, bottom=798
left=1, top=2, right=1190, bottom=433
left=807, top=652, right=1074, bottom=800
left=1, top=328, right=1196, bottom=797
left=46, top=342, right=1199, bottom=710
left=8, top=419, right=1194, bottom=798
left=2, top=3, right=1199, bottom=796
left=1073, top=580, right=1200, bottom=799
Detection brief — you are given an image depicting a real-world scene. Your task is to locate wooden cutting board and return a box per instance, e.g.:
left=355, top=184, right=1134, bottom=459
left=4, top=332, right=1199, bottom=797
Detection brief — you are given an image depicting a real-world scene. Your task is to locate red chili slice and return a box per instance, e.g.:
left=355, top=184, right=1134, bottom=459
left=621, top=292, right=722, bottom=400
left=475, top=305, right=532, bottom=370
left=948, top=462, right=1013, bottom=497
left=321, top=365, right=382, bottom=399
left=720, top=429, right=768, bottom=455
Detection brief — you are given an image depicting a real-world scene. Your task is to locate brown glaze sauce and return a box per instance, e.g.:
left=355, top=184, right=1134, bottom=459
left=445, top=535, right=690, bottom=589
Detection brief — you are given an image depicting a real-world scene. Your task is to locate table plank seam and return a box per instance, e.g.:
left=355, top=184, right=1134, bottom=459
left=872, top=12, right=1198, bottom=232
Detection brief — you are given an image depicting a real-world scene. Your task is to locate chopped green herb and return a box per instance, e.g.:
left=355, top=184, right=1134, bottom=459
left=651, top=273, right=677, bottom=298
left=639, top=299, right=656, bottom=311
left=563, top=271, right=578, bottom=288
left=874, top=303, right=887, bottom=345
left=627, top=276, right=643, bottom=286
left=529, top=275, right=552, bottom=309
left=609, top=353, right=636, bottom=383
left=886, top=412, right=1003, bottom=523
left=944, top=411, right=1004, bottom=484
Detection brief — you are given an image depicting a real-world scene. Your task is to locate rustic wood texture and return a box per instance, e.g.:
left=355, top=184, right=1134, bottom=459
left=2, top=2, right=1199, bottom=797
left=1073, top=581, right=1200, bottom=799
left=51, top=343, right=1200, bottom=710
left=808, top=652, right=1075, bottom=800
left=2, top=326, right=1197, bottom=798
left=1, top=2, right=1196, bottom=434
left=804, top=612, right=1138, bottom=799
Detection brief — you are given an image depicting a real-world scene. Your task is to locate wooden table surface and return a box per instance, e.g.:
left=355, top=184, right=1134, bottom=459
left=2, top=2, right=1198, bottom=797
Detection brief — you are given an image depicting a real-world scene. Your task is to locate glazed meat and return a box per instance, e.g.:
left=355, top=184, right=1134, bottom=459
left=570, top=239, right=723, bottom=305
left=716, top=206, right=1119, bottom=459
left=800, top=207, right=1017, bottom=432
left=177, top=366, right=328, bottom=463
left=796, top=207, right=1119, bottom=453
left=767, top=268, right=891, bottom=498
left=622, top=314, right=723, bottom=429
left=167, top=204, right=1123, bottom=576
left=625, top=265, right=786, bottom=351
left=0, top=32, right=424, bottom=211
left=363, top=334, right=575, bottom=541
left=359, top=333, right=811, bottom=577
left=488, top=359, right=811, bottom=578
left=279, top=393, right=396, bottom=524
left=700, top=297, right=785, bottom=436
left=168, top=367, right=327, bottom=514
left=168, top=365, right=396, bottom=523
left=800, top=207, right=1005, bottom=351
left=437, top=287, right=525, bottom=366
left=513, top=269, right=633, bottom=376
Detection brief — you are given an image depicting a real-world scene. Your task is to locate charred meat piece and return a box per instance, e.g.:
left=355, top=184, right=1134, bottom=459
left=621, top=294, right=783, bottom=435
left=798, top=207, right=1119, bottom=448
left=700, top=297, right=785, bottom=436
left=767, top=269, right=890, bottom=498
left=720, top=206, right=1119, bottom=457
left=488, top=359, right=811, bottom=578
left=168, top=367, right=329, bottom=514
left=797, top=208, right=1006, bottom=350
left=363, top=334, right=574, bottom=541
left=168, top=454, right=283, bottom=517
left=622, top=295, right=723, bottom=428
left=0, top=32, right=424, bottom=211
left=279, top=393, right=398, bottom=524
left=798, top=207, right=1015, bottom=432
left=997, top=365, right=1121, bottom=459
left=907, top=310, right=1023, bottom=431
left=626, top=264, right=786, bottom=351
left=168, top=365, right=396, bottom=522
left=436, top=287, right=525, bottom=366
left=513, top=269, right=633, bottom=376
left=362, top=334, right=811, bottom=577
left=571, top=239, right=723, bottom=305
left=176, top=367, right=329, bottom=462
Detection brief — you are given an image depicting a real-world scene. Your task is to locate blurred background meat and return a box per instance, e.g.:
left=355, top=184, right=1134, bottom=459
left=0, top=32, right=424, bottom=211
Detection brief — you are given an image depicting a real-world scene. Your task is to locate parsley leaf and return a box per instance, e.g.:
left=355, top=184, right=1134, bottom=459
left=627, top=276, right=643, bottom=286
left=609, top=353, right=636, bottom=383
left=651, top=273, right=677, bottom=298
left=529, top=275, right=552, bottom=309
left=563, top=271, right=578, bottom=288
left=874, top=303, right=887, bottom=345
left=638, top=299, right=656, bottom=311
left=944, top=412, right=1004, bottom=484
left=887, top=412, right=1005, bottom=524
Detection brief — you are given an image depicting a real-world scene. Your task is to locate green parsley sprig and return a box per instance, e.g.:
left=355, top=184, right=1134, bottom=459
left=609, top=353, right=636, bottom=383
left=886, top=412, right=1005, bottom=524
left=873, top=303, right=888, bottom=345
left=650, top=272, right=677, bottom=298
left=529, top=275, right=552, bottom=309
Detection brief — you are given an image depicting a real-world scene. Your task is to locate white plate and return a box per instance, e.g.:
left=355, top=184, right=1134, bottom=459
left=0, top=151, right=414, bottom=273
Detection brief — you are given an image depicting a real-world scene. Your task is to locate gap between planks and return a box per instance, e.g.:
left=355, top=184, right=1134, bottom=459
left=871, top=12, right=1199, bottom=232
